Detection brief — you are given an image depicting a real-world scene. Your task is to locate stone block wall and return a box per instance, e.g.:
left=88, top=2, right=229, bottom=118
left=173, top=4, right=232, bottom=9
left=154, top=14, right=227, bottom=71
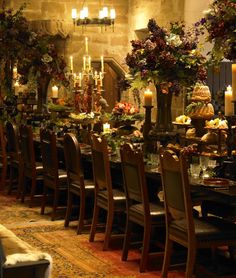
left=3, top=0, right=212, bottom=122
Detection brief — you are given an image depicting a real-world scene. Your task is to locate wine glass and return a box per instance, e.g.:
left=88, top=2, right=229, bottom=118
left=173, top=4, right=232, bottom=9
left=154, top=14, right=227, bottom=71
left=200, top=156, right=210, bottom=178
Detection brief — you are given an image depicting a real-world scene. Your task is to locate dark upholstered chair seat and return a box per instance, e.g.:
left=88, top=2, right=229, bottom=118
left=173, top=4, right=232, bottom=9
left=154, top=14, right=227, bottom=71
left=128, top=203, right=165, bottom=226
left=69, top=180, right=94, bottom=192
left=170, top=216, right=236, bottom=241
left=98, top=189, right=126, bottom=210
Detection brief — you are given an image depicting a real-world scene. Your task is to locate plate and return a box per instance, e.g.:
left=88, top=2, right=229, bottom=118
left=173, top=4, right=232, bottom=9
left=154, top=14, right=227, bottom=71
left=203, top=178, right=229, bottom=187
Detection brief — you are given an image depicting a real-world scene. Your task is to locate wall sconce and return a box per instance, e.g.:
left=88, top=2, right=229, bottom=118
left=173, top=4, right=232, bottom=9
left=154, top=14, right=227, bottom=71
left=71, top=4, right=116, bottom=32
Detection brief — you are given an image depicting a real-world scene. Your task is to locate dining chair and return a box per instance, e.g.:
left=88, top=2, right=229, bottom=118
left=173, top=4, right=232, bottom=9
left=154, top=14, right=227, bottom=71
left=89, top=134, right=126, bottom=251
left=0, top=123, right=8, bottom=190
left=5, top=121, right=23, bottom=196
left=63, top=133, right=95, bottom=234
left=40, top=128, right=68, bottom=221
left=160, top=149, right=236, bottom=277
left=120, top=143, right=165, bottom=272
left=19, top=124, right=44, bottom=207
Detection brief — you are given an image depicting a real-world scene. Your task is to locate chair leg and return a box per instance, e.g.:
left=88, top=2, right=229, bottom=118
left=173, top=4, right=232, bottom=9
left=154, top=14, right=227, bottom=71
left=103, top=208, right=114, bottom=251
left=161, top=237, right=173, bottom=278
left=28, top=178, right=37, bottom=207
left=20, top=176, right=27, bottom=203
left=17, top=164, right=24, bottom=200
left=77, top=192, right=85, bottom=235
left=122, top=216, right=133, bottom=261
left=64, top=191, right=73, bottom=227
left=139, top=224, right=151, bottom=272
left=41, top=186, right=47, bottom=215
left=185, top=246, right=196, bottom=278
left=51, top=190, right=59, bottom=221
left=89, top=199, right=100, bottom=243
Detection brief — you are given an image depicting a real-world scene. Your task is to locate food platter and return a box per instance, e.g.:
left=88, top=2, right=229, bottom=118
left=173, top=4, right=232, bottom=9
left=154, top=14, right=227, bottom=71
left=203, top=178, right=229, bottom=187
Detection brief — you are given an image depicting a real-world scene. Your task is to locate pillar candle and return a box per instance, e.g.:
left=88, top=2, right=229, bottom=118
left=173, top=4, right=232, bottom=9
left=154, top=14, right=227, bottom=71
left=94, top=71, right=98, bottom=85
left=232, top=64, right=236, bottom=101
left=99, top=72, right=103, bottom=86
left=13, top=66, right=17, bottom=79
left=225, top=85, right=233, bottom=116
left=144, top=89, right=153, bottom=106
left=52, top=85, right=59, bottom=98
left=70, top=56, right=73, bottom=73
left=103, top=123, right=110, bottom=133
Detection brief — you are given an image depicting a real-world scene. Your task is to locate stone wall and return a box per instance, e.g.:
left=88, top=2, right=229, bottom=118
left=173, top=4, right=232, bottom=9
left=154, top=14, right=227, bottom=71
left=3, top=0, right=213, bottom=121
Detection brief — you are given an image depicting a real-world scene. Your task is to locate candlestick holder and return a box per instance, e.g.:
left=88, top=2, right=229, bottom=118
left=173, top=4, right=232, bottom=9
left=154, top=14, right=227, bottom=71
left=143, top=105, right=153, bottom=154
left=51, top=97, right=58, bottom=104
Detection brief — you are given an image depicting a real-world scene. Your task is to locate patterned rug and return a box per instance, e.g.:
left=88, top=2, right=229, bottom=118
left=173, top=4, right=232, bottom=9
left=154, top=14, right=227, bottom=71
left=0, top=191, right=185, bottom=278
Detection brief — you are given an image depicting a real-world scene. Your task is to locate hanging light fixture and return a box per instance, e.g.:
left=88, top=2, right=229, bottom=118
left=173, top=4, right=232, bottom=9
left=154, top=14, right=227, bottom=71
left=71, top=1, right=116, bottom=32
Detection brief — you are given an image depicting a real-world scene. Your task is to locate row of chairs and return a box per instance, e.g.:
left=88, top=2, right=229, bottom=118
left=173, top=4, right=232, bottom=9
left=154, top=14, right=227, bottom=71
left=0, top=122, right=164, bottom=272
left=1, top=122, right=236, bottom=276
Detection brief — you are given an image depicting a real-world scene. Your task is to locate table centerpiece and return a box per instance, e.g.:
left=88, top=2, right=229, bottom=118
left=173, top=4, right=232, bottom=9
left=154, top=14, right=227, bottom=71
left=125, top=19, right=207, bottom=133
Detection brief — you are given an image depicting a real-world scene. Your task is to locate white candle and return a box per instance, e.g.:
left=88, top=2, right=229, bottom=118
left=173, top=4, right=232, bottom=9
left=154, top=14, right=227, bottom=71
left=103, top=123, right=110, bottom=133
left=94, top=71, right=98, bottom=85
left=232, top=64, right=236, bottom=101
left=101, top=56, right=104, bottom=73
left=225, top=85, right=233, bottom=116
left=144, top=89, right=153, bottom=106
left=14, top=80, right=20, bottom=96
left=85, top=37, right=88, bottom=54
left=88, top=56, right=91, bottom=70
left=13, top=66, right=17, bottom=79
left=70, top=56, right=73, bottom=73
left=71, top=8, right=77, bottom=19
left=99, top=72, right=103, bottom=86
left=52, top=85, right=58, bottom=98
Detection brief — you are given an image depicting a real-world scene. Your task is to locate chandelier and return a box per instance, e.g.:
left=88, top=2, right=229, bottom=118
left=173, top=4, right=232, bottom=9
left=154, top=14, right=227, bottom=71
left=71, top=1, right=116, bottom=31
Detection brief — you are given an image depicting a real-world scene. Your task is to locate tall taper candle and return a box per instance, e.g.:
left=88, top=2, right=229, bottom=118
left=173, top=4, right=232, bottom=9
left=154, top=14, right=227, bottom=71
left=232, top=64, right=236, bottom=101
left=225, top=85, right=233, bottom=116
left=70, top=56, right=73, bottom=73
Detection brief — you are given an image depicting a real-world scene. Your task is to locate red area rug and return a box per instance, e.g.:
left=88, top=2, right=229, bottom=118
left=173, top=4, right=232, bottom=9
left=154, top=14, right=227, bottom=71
left=0, top=191, right=185, bottom=277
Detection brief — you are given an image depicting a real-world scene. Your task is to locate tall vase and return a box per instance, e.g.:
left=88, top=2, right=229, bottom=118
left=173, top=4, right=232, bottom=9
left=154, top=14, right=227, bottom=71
left=37, top=75, right=50, bottom=113
left=155, top=85, right=173, bottom=132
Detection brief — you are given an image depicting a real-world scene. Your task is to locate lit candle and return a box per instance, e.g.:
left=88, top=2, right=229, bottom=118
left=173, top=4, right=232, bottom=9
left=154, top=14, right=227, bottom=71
left=71, top=8, right=77, bottom=19
left=85, top=37, right=88, bottom=54
left=70, top=56, right=73, bottom=73
left=99, top=72, right=103, bottom=86
left=103, top=123, right=110, bottom=133
left=232, top=64, right=236, bottom=101
left=88, top=56, right=91, bottom=70
left=225, top=85, right=233, bottom=116
left=144, top=88, right=153, bottom=106
left=52, top=85, right=58, bottom=98
left=13, top=66, right=17, bottom=79
left=101, top=55, right=104, bottom=73
left=14, top=80, right=20, bottom=96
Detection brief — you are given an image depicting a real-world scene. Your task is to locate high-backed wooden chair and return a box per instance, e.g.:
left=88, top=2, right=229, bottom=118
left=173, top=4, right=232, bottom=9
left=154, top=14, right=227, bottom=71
left=63, top=133, right=95, bottom=234
left=89, top=134, right=126, bottom=251
left=19, top=124, right=44, bottom=207
left=0, top=123, right=8, bottom=190
left=40, top=128, right=68, bottom=221
left=120, top=143, right=165, bottom=272
left=5, top=121, right=22, bottom=195
left=160, top=149, right=236, bottom=277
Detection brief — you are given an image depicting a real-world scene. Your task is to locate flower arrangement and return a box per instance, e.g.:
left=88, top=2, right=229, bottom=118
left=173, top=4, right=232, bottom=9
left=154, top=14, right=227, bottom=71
left=111, top=101, right=144, bottom=123
left=0, top=3, right=32, bottom=96
left=198, top=0, right=236, bottom=63
left=125, top=19, right=207, bottom=95
left=18, top=34, right=70, bottom=88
